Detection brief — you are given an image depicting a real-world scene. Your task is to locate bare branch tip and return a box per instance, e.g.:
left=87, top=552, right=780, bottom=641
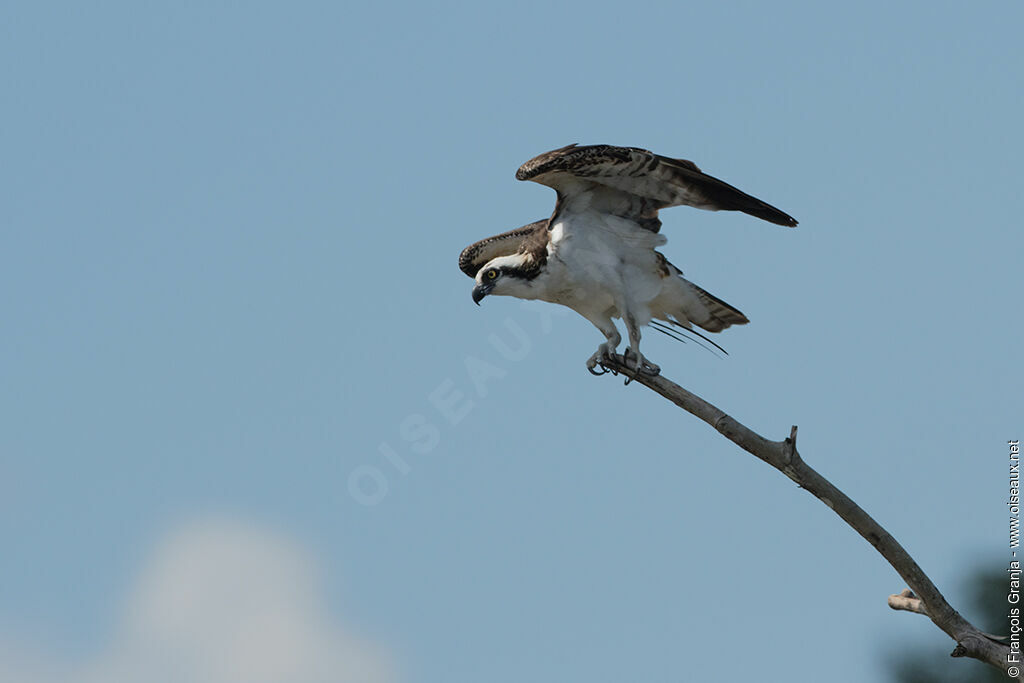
left=781, top=425, right=802, bottom=470
left=887, top=589, right=928, bottom=616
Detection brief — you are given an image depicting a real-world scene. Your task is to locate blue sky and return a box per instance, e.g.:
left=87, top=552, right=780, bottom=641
left=1, top=1, right=1021, bottom=681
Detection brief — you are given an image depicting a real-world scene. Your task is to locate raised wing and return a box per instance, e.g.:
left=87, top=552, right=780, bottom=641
left=458, top=219, right=548, bottom=278
left=516, top=144, right=798, bottom=227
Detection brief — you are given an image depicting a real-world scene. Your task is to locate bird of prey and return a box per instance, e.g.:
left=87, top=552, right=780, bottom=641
left=459, top=144, right=797, bottom=376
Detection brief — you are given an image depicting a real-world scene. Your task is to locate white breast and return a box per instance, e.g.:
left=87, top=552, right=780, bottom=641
left=543, top=210, right=668, bottom=322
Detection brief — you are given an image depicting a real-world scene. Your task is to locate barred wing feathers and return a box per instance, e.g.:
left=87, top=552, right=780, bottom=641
left=516, top=144, right=797, bottom=228
left=458, top=219, right=548, bottom=278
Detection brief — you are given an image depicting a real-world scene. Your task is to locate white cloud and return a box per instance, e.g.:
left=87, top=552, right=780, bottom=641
left=1, top=519, right=395, bottom=683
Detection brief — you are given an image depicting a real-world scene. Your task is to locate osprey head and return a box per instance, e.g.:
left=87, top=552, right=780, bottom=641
left=471, top=254, right=539, bottom=305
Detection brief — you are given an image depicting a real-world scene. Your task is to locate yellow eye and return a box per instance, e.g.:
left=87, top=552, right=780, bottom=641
left=487, top=269, right=498, bottom=280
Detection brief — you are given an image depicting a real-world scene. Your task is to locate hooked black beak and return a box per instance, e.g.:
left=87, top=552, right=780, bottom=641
left=471, top=283, right=491, bottom=305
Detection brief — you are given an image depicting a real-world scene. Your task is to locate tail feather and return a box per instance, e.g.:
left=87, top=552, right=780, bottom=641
left=665, top=278, right=749, bottom=333
left=685, top=280, right=749, bottom=332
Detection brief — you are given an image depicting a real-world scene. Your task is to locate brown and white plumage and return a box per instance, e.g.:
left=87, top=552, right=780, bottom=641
left=516, top=143, right=797, bottom=229
left=460, top=144, right=797, bottom=375
left=458, top=220, right=548, bottom=279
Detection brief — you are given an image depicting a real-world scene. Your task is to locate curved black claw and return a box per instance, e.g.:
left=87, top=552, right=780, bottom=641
left=588, top=364, right=609, bottom=376
left=619, top=350, right=639, bottom=385
left=639, top=363, right=661, bottom=377
left=621, top=349, right=660, bottom=380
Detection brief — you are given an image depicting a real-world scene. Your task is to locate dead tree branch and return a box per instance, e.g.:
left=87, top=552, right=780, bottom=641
left=598, top=354, right=1015, bottom=678
left=888, top=588, right=929, bottom=617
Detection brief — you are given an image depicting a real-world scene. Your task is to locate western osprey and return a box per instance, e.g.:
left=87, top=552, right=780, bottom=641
left=459, top=144, right=797, bottom=376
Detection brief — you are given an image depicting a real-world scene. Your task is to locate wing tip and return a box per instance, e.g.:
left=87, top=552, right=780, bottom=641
left=758, top=208, right=798, bottom=227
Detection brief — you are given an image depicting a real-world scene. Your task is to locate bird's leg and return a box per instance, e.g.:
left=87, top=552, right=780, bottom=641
left=623, top=314, right=660, bottom=377
left=586, top=321, right=621, bottom=375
